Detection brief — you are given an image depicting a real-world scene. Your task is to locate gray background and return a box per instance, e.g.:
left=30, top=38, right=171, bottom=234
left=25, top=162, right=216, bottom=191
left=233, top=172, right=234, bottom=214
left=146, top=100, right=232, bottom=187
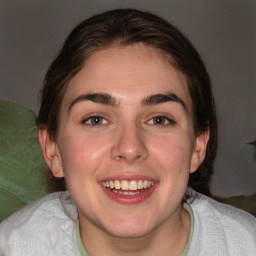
left=0, top=0, right=255, bottom=196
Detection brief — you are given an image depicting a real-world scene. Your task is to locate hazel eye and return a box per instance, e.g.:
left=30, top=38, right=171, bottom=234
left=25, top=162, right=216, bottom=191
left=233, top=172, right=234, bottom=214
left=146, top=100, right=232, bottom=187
left=147, top=116, right=175, bottom=126
left=82, top=115, right=108, bottom=126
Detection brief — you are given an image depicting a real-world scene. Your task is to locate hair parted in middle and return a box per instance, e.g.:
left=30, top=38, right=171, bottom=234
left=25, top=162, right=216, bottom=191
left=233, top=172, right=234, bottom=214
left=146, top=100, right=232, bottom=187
left=38, top=8, right=218, bottom=196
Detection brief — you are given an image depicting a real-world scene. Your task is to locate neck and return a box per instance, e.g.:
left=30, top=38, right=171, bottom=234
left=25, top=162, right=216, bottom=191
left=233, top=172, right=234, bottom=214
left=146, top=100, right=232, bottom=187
left=79, top=205, right=191, bottom=256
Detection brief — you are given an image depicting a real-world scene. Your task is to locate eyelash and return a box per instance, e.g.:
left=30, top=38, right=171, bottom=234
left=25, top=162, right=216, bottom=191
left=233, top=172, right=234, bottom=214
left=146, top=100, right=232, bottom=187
left=146, top=115, right=176, bottom=126
left=81, top=115, right=109, bottom=126
left=81, top=114, right=175, bottom=127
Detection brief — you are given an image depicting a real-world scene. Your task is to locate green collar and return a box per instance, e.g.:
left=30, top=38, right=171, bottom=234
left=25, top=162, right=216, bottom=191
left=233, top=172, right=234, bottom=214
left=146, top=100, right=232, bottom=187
left=76, top=221, right=89, bottom=256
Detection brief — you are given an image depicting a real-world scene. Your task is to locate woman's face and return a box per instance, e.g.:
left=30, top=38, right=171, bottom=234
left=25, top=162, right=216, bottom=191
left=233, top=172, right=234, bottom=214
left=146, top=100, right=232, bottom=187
left=47, top=44, right=207, bottom=238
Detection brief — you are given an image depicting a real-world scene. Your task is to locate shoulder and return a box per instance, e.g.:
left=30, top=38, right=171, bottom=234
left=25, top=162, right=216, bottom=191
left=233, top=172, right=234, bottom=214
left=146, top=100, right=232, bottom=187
left=190, top=191, right=256, bottom=230
left=0, top=191, right=79, bottom=256
left=0, top=191, right=77, bottom=230
left=187, top=190, right=256, bottom=255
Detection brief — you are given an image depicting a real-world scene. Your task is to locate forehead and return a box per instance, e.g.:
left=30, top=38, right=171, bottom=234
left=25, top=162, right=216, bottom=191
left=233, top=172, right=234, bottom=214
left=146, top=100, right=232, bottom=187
left=62, top=43, right=192, bottom=111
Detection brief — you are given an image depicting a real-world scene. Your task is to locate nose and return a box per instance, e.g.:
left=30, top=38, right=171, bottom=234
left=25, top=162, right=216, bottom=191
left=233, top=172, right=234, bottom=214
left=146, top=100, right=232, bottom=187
left=111, top=124, right=148, bottom=165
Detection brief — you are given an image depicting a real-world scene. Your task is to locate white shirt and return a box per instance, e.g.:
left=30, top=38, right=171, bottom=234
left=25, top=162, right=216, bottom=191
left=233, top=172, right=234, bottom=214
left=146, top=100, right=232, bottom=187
left=0, top=190, right=255, bottom=255
left=187, top=191, right=256, bottom=255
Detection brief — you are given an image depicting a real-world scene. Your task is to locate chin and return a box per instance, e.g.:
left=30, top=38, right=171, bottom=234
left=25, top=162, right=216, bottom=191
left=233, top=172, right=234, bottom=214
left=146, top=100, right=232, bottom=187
left=106, top=225, right=151, bottom=239
left=101, top=214, right=157, bottom=239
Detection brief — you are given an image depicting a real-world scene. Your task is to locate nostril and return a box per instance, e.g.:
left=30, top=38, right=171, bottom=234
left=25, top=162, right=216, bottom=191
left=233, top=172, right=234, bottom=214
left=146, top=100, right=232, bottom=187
left=111, top=129, right=149, bottom=163
left=115, top=155, right=124, bottom=160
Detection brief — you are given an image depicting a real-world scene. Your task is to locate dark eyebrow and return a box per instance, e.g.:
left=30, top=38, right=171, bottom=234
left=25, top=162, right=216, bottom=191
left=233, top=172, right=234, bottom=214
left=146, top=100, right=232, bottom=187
left=141, top=93, right=187, bottom=110
left=69, top=93, right=118, bottom=110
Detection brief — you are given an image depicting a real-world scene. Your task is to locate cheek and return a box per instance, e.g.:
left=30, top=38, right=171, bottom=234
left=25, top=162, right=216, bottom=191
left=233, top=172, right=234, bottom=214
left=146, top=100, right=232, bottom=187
left=149, top=131, right=193, bottom=177
left=59, top=131, right=111, bottom=176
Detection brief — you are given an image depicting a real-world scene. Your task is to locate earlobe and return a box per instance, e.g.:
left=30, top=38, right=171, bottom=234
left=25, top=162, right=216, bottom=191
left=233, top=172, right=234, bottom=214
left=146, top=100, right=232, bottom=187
left=190, top=128, right=210, bottom=174
left=38, top=128, right=64, bottom=178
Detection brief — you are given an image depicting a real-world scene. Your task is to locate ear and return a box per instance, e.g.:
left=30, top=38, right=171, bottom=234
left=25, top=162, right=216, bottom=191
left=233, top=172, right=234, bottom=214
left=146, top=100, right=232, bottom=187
left=190, top=128, right=210, bottom=174
left=38, top=128, right=64, bottom=178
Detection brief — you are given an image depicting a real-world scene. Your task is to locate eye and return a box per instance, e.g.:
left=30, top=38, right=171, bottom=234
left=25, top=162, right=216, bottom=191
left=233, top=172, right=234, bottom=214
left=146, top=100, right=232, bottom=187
left=147, top=115, right=175, bottom=126
left=82, top=115, right=108, bottom=126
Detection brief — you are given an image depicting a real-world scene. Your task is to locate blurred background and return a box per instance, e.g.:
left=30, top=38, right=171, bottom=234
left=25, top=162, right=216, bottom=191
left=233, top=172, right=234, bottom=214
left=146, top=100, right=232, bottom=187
left=0, top=0, right=255, bottom=197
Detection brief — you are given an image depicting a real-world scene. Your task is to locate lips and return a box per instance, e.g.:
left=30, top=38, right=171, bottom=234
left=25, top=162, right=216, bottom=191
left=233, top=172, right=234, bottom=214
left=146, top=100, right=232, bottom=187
left=100, top=178, right=157, bottom=204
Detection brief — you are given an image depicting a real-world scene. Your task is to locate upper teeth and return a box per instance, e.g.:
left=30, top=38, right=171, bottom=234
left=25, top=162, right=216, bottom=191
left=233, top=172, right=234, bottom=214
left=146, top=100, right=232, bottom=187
left=102, top=180, right=154, bottom=190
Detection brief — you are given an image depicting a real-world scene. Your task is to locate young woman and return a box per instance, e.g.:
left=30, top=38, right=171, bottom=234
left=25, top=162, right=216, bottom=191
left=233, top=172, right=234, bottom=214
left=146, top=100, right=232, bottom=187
left=0, top=9, right=255, bottom=256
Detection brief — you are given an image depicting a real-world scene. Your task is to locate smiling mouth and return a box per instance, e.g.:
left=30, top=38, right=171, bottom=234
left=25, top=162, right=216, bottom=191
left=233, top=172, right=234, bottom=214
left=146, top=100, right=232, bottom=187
left=101, top=180, right=155, bottom=195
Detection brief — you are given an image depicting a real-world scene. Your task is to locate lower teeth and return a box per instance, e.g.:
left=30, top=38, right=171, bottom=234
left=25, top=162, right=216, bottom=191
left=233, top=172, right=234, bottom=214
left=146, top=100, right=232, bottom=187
left=112, top=190, right=141, bottom=195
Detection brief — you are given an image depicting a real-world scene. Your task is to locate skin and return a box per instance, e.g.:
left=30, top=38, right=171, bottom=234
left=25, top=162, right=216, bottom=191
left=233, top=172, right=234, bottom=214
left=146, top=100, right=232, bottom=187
left=39, top=43, right=209, bottom=255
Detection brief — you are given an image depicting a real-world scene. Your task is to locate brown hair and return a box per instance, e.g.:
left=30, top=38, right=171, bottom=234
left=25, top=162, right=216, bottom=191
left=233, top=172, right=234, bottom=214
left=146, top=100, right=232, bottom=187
left=38, top=9, right=218, bottom=196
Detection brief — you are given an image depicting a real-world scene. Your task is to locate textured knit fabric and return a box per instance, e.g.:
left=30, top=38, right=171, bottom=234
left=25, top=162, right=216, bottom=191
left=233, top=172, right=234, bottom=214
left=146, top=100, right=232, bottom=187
left=0, top=190, right=255, bottom=256
left=186, top=192, right=256, bottom=255
left=0, top=192, right=80, bottom=255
